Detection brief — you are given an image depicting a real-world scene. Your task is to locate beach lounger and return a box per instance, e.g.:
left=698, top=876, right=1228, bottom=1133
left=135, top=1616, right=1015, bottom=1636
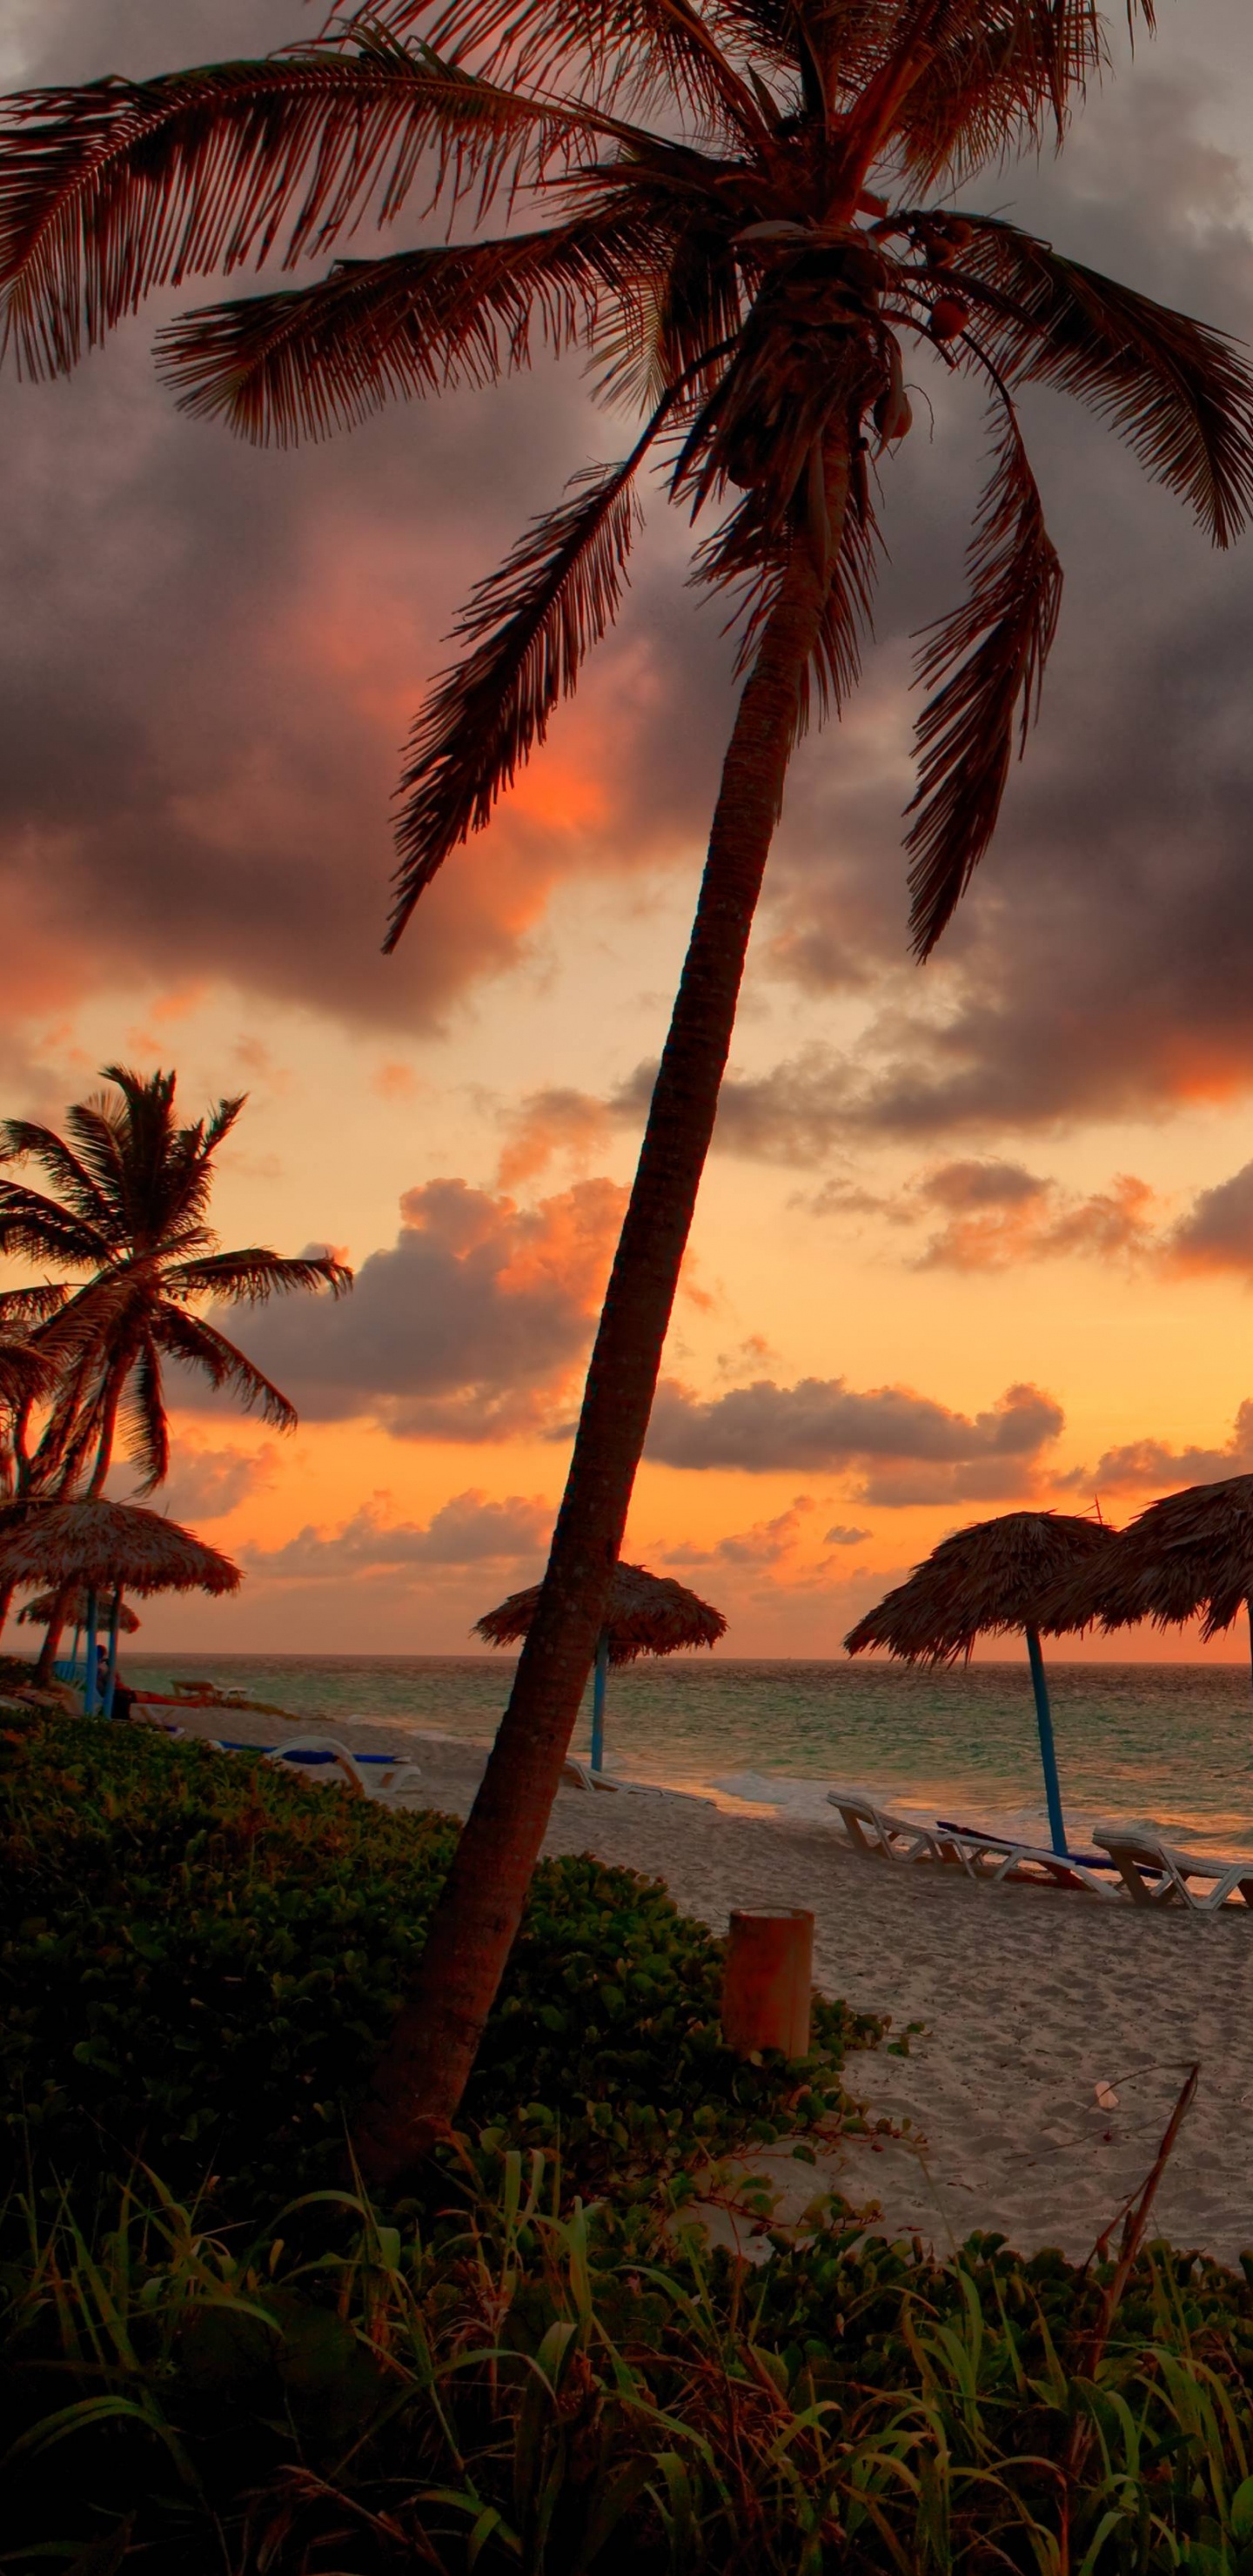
left=1094, top=1822, right=1253, bottom=1910
left=248, top=1735, right=422, bottom=1802
left=828, top=1789, right=1119, bottom=1895
left=562, top=1756, right=620, bottom=1792
left=826, top=1788, right=964, bottom=1865
left=935, top=1821, right=1120, bottom=1898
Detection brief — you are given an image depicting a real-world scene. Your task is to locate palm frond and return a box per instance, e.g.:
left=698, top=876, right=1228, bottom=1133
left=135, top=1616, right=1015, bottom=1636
left=169, top=1248, right=353, bottom=1302
left=119, top=1338, right=169, bottom=1493
left=0, top=1121, right=118, bottom=1236
left=203, top=1093, right=248, bottom=1153
left=389, top=403, right=671, bottom=943
left=927, top=211, right=1253, bottom=545
left=592, top=176, right=744, bottom=407
left=0, top=30, right=591, bottom=378
left=0, top=1284, right=71, bottom=1328
left=158, top=207, right=666, bottom=444
left=60, top=1097, right=131, bottom=1220
left=362, top=0, right=771, bottom=138
left=692, top=451, right=881, bottom=728
left=0, top=1338, right=57, bottom=1412
left=905, top=383, right=1062, bottom=958
left=842, top=0, right=1156, bottom=179
left=889, top=2, right=1107, bottom=181
left=0, top=1181, right=114, bottom=1270
left=155, top=1306, right=299, bottom=1432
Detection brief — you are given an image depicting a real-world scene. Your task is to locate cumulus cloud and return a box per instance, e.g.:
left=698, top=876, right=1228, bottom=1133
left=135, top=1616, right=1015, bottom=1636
left=825, top=1523, right=872, bottom=1546
left=104, top=1433, right=277, bottom=1521
left=160, top=1439, right=278, bottom=1523
left=910, top=1163, right=1159, bottom=1271
left=247, top=1488, right=551, bottom=1583
left=646, top=1375, right=1064, bottom=1501
left=662, top=1498, right=816, bottom=1569
left=1060, top=1402, right=1253, bottom=1497
left=224, top=1176, right=624, bottom=1440
left=1168, top=1164, right=1253, bottom=1275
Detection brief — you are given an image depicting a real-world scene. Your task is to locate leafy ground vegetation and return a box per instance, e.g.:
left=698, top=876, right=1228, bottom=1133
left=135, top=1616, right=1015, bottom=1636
left=0, top=1714, right=870, bottom=2210
left=5, top=1716, right=1253, bottom=2572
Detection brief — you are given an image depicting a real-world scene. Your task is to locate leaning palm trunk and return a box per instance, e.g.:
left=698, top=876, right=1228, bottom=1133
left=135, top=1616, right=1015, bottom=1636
left=355, top=445, right=848, bottom=2174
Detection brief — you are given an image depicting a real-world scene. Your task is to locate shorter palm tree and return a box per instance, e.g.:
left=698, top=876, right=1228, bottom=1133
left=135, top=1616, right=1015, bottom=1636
left=0, top=1065, right=351, bottom=1654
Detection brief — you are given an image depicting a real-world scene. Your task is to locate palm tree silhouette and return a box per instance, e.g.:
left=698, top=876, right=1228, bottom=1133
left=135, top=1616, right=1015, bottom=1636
left=0, top=1065, right=351, bottom=1543
left=2, top=0, right=1251, bottom=2158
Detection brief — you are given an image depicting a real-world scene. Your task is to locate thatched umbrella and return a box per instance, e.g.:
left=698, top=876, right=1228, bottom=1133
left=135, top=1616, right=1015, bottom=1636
left=1042, top=1473, right=1253, bottom=1688
left=17, top=1587, right=141, bottom=1633
left=844, top=1511, right=1117, bottom=1854
left=476, top=1562, right=727, bottom=1774
left=0, top=1499, right=239, bottom=1715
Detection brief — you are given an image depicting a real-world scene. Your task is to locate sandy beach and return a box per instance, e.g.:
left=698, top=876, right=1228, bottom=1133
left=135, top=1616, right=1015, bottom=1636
left=152, top=1707, right=1253, bottom=2266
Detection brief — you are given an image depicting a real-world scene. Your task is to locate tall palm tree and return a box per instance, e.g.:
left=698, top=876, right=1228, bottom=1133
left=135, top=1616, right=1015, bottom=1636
left=1, top=1, right=1250, bottom=2163
left=0, top=1068, right=352, bottom=1663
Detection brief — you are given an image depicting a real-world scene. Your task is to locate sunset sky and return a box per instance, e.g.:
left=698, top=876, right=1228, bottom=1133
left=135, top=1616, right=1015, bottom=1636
left=7, top=0, right=1253, bottom=1660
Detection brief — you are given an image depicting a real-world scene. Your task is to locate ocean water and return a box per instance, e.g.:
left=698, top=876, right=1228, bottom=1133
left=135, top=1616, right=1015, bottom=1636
left=118, top=1652, right=1253, bottom=1855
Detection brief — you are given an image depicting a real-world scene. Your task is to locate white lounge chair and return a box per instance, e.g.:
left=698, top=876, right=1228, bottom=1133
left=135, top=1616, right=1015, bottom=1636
left=826, top=1788, right=965, bottom=1866
left=828, top=1788, right=1119, bottom=1897
left=562, top=1756, right=620, bottom=1792
left=937, top=1820, right=1120, bottom=1899
left=1094, top=1821, right=1253, bottom=1911
left=255, top=1735, right=421, bottom=1802
left=560, top=1757, right=687, bottom=1798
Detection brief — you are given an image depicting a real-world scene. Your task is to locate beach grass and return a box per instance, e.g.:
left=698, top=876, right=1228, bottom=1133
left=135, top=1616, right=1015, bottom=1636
left=8, top=2136, right=1253, bottom=2571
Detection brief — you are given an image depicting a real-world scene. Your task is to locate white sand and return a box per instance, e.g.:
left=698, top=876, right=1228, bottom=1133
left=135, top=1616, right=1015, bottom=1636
left=148, top=1708, right=1253, bottom=2265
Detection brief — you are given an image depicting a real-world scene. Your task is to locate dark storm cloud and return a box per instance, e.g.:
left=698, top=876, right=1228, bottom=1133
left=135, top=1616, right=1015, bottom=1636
left=219, top=1175, right=623, bottom=1439
left=5, top=10, right=1253, bottom=1150
left=757, top=75, right=1253, bottom=1137
left=645, top=1374, right=1063, bottom=1500
left=0, top=3, right=736, bottom=1037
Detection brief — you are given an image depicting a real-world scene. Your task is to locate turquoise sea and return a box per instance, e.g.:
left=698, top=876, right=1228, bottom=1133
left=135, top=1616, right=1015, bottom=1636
left=118, top=1653, right=1253, bottom=1855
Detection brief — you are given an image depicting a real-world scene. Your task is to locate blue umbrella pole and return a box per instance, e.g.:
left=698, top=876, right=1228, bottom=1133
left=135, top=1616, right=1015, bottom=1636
left=590, top=1631, right=610, bottom=1774
left=103, top=1587, right=121, bottom=1719
left=1025, top=1623, right=1067, bottom=1855
left=84, top=1589, right=99, bottom=1717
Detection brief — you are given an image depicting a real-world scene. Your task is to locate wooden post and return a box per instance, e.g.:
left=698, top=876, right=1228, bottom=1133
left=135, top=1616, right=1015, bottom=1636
left=721, top=1909, right=814, bottom=2059
left=590, top=1629, right=610, bottom=1774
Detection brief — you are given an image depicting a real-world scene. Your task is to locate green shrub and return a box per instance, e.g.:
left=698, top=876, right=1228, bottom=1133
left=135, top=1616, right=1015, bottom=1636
left=0, top=1714, right=878, bottom=2214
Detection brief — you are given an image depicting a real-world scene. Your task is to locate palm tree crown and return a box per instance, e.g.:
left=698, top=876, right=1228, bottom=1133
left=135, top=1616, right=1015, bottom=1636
left=0, top=0, right=1249, bottom=951
left=0, top=1066, right=352, bottom=1498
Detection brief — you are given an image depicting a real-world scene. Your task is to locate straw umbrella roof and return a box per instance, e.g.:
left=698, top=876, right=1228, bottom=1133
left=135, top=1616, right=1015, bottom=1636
left=1042, top=1473, right=1253, bottom=1640
left=476, top=1562, right=726, bottom=1666
left=845, top=1510, right=1116, bottom=1662
left=0, top=1499, right=240, bottom=1599
left=17, top=1587, right=141, bottom=1632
